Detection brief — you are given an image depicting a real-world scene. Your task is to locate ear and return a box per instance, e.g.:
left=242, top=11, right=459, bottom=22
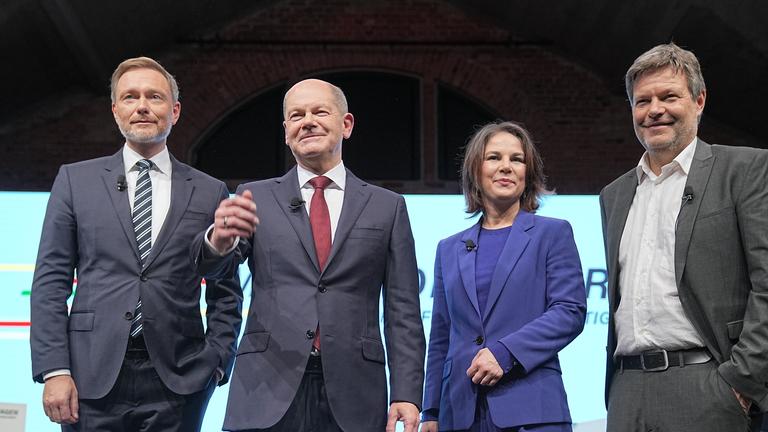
left=111, top=103, right=118, bottom=119
left=283, top=120, right=289, bottom=145
left=171, top=101, right=181, bottom=125
left=342, top=113, right=354, bottom=139
left=695, top=89, right=706, bottom=114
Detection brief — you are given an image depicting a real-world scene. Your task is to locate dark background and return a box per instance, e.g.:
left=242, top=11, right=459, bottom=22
left=1, top=0, right=765, bottom=193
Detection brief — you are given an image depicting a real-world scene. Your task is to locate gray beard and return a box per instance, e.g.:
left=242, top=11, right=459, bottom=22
left=119, top=123, right=172, bottom=145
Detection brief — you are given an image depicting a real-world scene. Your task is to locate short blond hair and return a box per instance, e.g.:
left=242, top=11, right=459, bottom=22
left=110, top=56, right=179, bottom=103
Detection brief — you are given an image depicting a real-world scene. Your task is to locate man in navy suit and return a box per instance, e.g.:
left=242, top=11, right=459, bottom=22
left=194, top=78, right=425, bottom=431
left=30, top=57, right=242, bottom=431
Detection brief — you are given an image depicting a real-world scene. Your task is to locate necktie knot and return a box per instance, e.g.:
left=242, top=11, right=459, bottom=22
left=135, top=159, right=153, bottom=172
left=308, top=176, right=332, bottom=191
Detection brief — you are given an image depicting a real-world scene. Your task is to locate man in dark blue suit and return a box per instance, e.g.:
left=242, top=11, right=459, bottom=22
left=30, top=57, right=242, bottom=431
left=194, top=79, right=425, bottom=432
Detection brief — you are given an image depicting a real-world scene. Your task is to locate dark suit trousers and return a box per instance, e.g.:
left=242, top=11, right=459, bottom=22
left=607, top=360, right=756, bottom=432
left=247, top=355, right=343, bottom=432
left=63, top=337, right=216, bottom=432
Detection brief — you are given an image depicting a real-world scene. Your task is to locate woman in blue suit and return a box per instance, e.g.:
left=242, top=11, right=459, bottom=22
left=421, top=121, right=586, bottom=432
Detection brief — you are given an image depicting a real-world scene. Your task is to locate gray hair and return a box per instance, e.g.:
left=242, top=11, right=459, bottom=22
left=625, top=42, right=705, bottom=104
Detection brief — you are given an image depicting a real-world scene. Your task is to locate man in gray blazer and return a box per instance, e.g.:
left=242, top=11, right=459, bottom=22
left=600, top=43, right=768, bottom=431
left=193, top=78, right=425, bottom=432
left=30, top=57, right=242, bottom=431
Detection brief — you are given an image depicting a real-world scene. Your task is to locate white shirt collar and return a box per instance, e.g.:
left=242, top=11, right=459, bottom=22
left=635, top=137, right=697, bottom=183
left=297, top=161, right=346, bottom=191
left=122, top=144, right=172, bottom=176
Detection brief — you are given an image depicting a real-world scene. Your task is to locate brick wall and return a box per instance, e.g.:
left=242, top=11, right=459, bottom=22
left=0, top=0, right=754, bottom=192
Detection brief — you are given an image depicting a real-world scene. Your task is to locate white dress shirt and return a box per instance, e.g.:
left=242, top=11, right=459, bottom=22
left=123, top=145, right=172, bottom=243
left=297, top=161, right=346, bottom=242
left=614, top=138, right=705, bottom=356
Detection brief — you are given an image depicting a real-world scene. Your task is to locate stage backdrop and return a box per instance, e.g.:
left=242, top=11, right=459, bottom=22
left=0, top=192, right=609, bottom=431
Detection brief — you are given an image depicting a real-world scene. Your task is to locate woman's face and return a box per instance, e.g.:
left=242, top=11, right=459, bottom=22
left=479, top=131, right=527, bottom=210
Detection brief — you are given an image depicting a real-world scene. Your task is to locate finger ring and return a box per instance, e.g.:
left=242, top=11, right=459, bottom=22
left=223, top=216, right=228, bottom=228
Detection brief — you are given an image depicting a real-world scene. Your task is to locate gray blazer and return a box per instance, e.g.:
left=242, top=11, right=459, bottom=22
left=194, top=167, right=426, bottom=431
left=30, top=150, right=242, bottom=398
left=600, top=140, right=768, bottom=410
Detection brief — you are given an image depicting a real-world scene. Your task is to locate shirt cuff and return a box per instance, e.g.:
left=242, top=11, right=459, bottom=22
left=488, top=342, right=517, bottom=373
left=204, top=224, right=239, bottom=256
left=421, top=408, right=439, bottom=422
left=43, top=369, right=71, bottom=380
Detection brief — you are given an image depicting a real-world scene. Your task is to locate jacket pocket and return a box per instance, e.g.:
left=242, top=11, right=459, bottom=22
left=361, top=337, right=385, bottom=364
left=727, top=320, right=744, bottom=341
left=442, top=359, right=452, bottom=379
left=68, top=311, right=94, bottom=332
left=237, top=331, right=270, bottom=355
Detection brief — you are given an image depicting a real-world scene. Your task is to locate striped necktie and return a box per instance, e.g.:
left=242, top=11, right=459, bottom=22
left=130, top=159, right=152, bottom=337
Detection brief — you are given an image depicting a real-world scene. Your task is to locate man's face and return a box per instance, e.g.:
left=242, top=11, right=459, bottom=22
left=283, top=80, right=353, bottom=171
left=112, top=68, right=180, bottom=150
left=631, top=67, right=705, bottom=156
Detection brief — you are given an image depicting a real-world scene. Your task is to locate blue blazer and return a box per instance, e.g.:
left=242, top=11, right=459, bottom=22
left=423, top=211, right=586, bottom=430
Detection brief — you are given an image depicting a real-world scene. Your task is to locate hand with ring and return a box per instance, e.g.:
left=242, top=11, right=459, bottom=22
left=210, top=190, right=259, bottom=253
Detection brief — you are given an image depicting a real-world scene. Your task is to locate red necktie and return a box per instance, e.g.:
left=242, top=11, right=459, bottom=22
left=308, top=176, right=332, bottom=350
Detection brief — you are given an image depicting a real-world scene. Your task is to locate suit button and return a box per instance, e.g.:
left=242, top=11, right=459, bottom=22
left=124, top=312, right=133, bottom=320
left=318, top=284, right=327, bottom=293
left=140, top=275, right=148, bottom=282
left=306, top=330, right=315, bottom=339
left=474, top=336, right=484, bottom=345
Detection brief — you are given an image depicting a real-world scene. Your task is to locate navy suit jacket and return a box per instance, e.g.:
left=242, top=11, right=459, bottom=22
left=193, top=167, right=425, bottom=431
left=423, top=211, right=586, bottom=430
left=30, top=150, right=242, bottom=398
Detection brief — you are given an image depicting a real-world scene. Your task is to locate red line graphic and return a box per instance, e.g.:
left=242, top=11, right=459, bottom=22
left=0, top=321, right=31, bottom=327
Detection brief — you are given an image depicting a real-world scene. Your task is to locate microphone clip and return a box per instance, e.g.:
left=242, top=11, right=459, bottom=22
left=464, top=239, right=477, bottom=252
left=288, top=197, right=305, bottom=212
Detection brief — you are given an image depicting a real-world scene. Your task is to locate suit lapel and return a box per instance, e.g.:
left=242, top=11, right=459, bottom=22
left=325, top=170, right=372, bottom=275
left=606, top=170, right=638, bottom=312
left=458, top=223, right=482, bottom=318
left=102, top=150, right=141, bottom=263
left=675, top=141, right=713, bottom=286
left=271, top=167, right=320, bottom=272
left=482, top=211, right=533, bottom=322
left=143, top=156, right=194, bottom=269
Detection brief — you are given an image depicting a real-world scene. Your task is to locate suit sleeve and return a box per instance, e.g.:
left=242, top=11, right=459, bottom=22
left=382, top=196, right=426, bottom=408
left=498, top=220, right=587, bottom=372
left=717, top=149, right=768, bottom=409
left=202, top=183, right=243, bottom=386
left=30, top=166, right=78, bottom=382
left=422, top=243, right=449, bottom=420
left=192, top=184, right=251, bottom=280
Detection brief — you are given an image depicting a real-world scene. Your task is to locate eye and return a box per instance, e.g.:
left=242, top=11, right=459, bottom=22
left=289, top=113, right=303, bottom=121
left=485, top=154, right=500, bottom=161
left=315, top=110, right=330, bottom=117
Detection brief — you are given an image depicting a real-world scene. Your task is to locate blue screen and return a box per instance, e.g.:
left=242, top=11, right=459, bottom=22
left=0, top=193, right=608, bottom=431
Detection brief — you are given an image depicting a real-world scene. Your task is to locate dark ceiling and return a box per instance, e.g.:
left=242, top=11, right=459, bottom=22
left=2, top=0, right=766, bottom=145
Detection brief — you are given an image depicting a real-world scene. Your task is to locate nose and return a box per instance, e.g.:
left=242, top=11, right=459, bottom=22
left=136, top=96, right=150, bottom=114
left=647, top=98, right=664, bottom=118
left=300, top=112, right=317, bottom=129
left=498, top=158, right=513, bottom=172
